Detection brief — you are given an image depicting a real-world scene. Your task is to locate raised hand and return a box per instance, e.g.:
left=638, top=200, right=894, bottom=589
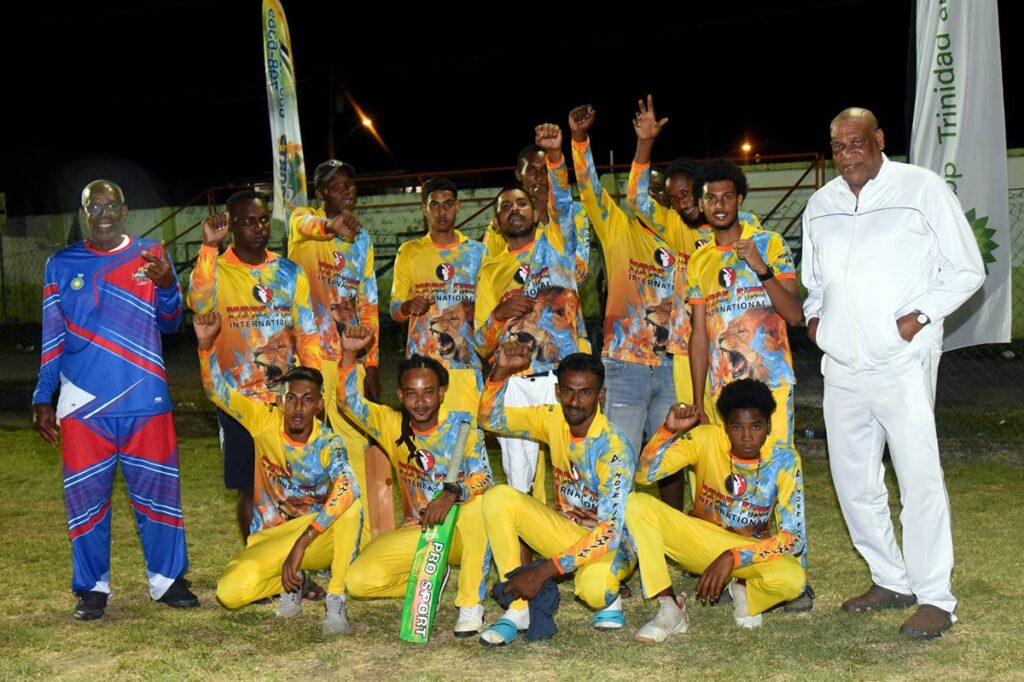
left=568, top=104, right=596, bottom=141
left=202, top=213, right=230, bottom=247
left=532, top=122, right=565, bottom=153
left=663, top=402, right=702, bottom=433
left=140, top=248, right=174, bottom=288
left=633, top=94, right=669, bottom=143
left=496, top=340, right=533, bottom=373
left=492, top=294, right=535, bottom=323
left=193, top=310, right=222, bottom=351
left=327, top=209, right=361, bottom=241
left=341, top=324, right=375, bottom=353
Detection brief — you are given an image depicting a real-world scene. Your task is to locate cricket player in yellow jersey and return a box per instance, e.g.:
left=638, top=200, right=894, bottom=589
left=628, top=379, right=806, bottom=640
left=188, top=190, right=321, bottom=542
left=538, top=109, right=691, bottom=500
left=475, top=186, right=584, bottom=498
left=482, top=144, right=592, bottom=286
left=195, top=312, right=362, bottom=636
left=391, top=177, right=486, bottom=401
left=477, top=343, right=636, bottom=645
left=684, top=158, right=803, bottom=448
left=288, top=160, right=379, bottom=539
left=337, top=326, right=494, bottom=638
left=626, top=96, right=716, bottom=410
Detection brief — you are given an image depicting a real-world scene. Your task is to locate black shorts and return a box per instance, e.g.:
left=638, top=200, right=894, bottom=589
left=217, top=408, right=255, bottom=490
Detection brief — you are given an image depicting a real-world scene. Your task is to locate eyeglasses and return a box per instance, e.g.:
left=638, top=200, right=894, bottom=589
left=84, top=202, right=124, bottom=215
left=230, top=215, right=272, bottom=227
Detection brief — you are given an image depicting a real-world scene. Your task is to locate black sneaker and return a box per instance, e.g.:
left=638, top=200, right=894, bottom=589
left=73, top=590, right=108, bottom=621
left=157, top=577, right=200, bottom=609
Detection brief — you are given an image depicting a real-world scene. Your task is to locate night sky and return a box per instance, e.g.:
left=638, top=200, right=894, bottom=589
left=4, top=0, right=1021, bottom=215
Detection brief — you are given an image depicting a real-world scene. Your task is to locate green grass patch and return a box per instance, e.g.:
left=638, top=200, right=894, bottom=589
left=2, top=430, right=1023, bottom=680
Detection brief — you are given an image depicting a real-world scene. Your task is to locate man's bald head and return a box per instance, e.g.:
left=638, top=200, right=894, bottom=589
left=81, top=180, right=125, bottom=207
left=829, top=108, right=879, bottom=138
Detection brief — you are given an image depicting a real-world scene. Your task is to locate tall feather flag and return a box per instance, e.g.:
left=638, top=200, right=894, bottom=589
left=262, top=0, right=307, bottom=240
left=911, top=0, right=1011, bottom=348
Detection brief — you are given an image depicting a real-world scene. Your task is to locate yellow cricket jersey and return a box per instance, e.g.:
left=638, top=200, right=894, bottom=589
left=390, top=230, right=486, bottom=370
left=199, top=347, right=359, bottom=535
left=478, top=377, right=634, bottom=575
left=187, top=246, right=320, bottom=404
left=565, top=138, right=681, bottom=365
left=474, top=221, right=582, bottom=374
left=687, top=222, right=797, bottom=395
left=627, top=160, right=715, bottom=357
left=639, top=424, right=805, bottom=567
left=287, top=206, right=379, bottom=365
left=337, top=360, right=493, bottom=528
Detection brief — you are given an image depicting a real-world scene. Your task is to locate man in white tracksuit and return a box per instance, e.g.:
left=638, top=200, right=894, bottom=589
left=801, top=107, right=984, bottom=640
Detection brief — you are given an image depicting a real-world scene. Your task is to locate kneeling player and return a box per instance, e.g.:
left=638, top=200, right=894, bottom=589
left=477, top=344, right=636, bottom=646
left=338, top=326, right=493, bottom=638
left=195, top=312, right=363, bottom=636
left=628, top=379, right=806, bottom=642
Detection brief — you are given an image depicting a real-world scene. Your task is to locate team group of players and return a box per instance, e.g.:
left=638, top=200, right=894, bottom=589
left=35, top=100, right=971, bottom=645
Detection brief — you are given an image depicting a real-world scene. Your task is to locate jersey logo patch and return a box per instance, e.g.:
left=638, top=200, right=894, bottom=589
left=513, top=264, right=530, bottom=285
left=724, top=473, right=748, bottom=496
left=333, top=252, right=346, bottom=270
left=253, top=284, right=274, bottom=304
left=695, top=239, right=709, bottom=249
left=653, top=247, right=676, bottom=268
left=570, top=462, right=581, bottom=481
left=718, top=267, right=737, bottom=289
left=410, top=448, right=436, bottom=472
left=71, top=274, right=85, bottom=290
left=436, top=263, right=455, bottom=282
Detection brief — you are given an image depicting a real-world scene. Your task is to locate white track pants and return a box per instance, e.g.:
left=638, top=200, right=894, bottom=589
left=496, top=372, right=557, bottom=494
left=822, top=349, right=956, bottom=615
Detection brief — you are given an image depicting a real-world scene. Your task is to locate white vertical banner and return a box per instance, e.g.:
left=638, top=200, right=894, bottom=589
left=262, top=0, right=307, bottom=242
left=911, top=0, right=1011, bottom=348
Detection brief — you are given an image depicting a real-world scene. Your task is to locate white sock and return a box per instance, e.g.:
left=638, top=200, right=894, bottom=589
left=504, top=606, right=530, bottom=629
left=603, top=595, right=623, bottom=612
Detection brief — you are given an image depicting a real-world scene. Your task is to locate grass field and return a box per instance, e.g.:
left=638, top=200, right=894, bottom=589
left=1, top=429, right=1023, bottom=682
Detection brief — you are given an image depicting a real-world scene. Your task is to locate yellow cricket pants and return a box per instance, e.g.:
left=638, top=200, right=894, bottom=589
left=216, top=500, right=363, bottom=608
left=482, top=484, right=634, bottom=611
left=345, top=494, right=490, bottom=608
left=626, top=492, right=804, bottom=615
left=321, top=359, right=372, bottom=544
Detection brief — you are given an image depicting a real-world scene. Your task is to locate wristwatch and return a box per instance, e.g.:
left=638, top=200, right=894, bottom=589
left=442, top=482, right=463, bottom=502
left=757, top=265, right=775, bottom=282
left=915, top=310, right=930, bottom=326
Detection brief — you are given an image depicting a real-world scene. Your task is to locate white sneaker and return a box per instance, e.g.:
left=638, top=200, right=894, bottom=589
left=453, top=604, right=484, bottom=638
left=635, top=594, right=689, bottom=643
left=276, top=589, right=303, bottom=619
left=322, top=593, right=349, bottom=635
left=729, top=580, right=763, bottom=629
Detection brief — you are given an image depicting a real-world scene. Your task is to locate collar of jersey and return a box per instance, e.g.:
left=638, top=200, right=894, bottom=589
left=569, top=408, right=608, bottom=444
left=224, top=246, right=277, bottom=267
left=281, top=419, right=322, bottom=448
left=411, top=407, right=451, bottom=436
left=426, top=230, right=466, bottom=250
left=713, top=222, right=757, bottom=251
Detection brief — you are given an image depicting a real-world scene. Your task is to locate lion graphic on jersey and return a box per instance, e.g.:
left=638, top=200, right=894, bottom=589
left=429, top=301, right=474, bottom=365
left=716, top=308, right=786, bottom=385
left=253, top=327, right=294, bottom=386
left=643, top=297, right=673, bottom=353
left=506, top=286, right=577, bottom=365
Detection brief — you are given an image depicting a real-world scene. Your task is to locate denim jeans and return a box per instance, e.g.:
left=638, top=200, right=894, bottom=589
left=602, top=355, right=676, bottom=458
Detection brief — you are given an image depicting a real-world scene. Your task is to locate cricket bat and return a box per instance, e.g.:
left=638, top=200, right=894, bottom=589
left=399, top=421, right=472, bottom=643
